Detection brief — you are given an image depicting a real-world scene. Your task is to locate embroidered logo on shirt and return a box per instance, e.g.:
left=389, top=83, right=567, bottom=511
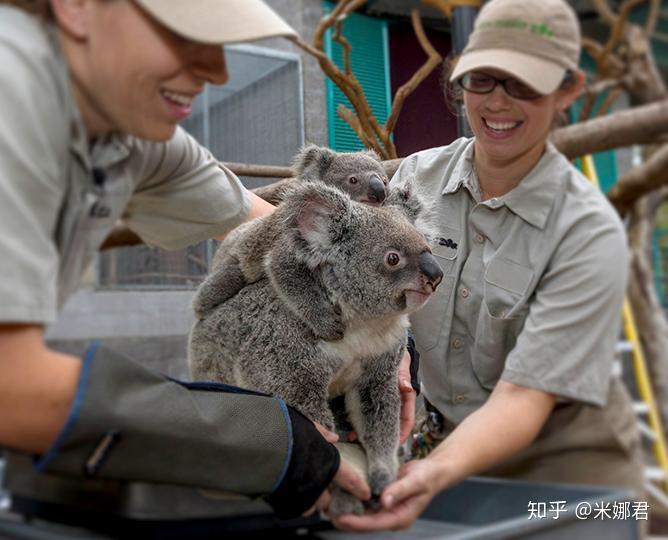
left=438, top=238, right=458, bottom=250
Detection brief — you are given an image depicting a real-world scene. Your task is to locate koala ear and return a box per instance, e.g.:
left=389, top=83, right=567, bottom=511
left=292, top=184, right=351, bottom=249
left=384, top=181, right=422, bottom=224
left=362, top=148, right=382, bottom=162
left=293, top=144, right=337, bottom=183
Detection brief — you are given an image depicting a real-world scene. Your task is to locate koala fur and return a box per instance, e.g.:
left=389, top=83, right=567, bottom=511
left=191, top=145, right=390, bottom=336
left=188, top=183, right=443, bottom=515
left=252, top=144, right=389, bottom=206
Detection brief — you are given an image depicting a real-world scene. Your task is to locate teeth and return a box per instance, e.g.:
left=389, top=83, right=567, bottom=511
left=485, top=119, right=520, bottom=131
left=161, top=90, right=194, bottom=107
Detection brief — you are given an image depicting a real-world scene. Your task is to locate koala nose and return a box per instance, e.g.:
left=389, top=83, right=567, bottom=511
left=367, top=174, right=387, bottom=203
left=419, top=251, right=443, bottom=291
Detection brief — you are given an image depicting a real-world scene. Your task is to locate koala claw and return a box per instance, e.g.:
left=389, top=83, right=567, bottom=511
left=328, top=487, right=365, bottom=517
left=368, top=467, right=394, bottom=499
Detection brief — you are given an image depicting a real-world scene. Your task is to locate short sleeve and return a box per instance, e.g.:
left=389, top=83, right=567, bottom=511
left=0, top=24, right=67, bottom=323
left=502, top=212, right=629, bottom=406
left=123, top=127, right=252, bottom=250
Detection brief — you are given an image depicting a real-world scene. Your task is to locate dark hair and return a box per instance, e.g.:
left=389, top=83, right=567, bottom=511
left=1, top=0, right=53, bottom=20
left=440, top=54, right=464, bottom=117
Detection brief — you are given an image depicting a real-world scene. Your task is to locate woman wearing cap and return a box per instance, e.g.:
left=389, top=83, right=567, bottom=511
left=0, top=0, right=371, bottom=519
left=336, top=0, right=644, bottom=531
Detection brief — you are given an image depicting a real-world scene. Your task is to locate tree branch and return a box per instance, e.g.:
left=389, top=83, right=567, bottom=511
left=591, top=0, right=618, bottom=26
left=645, top=0, right=660, bottom=36
left=552, top=99, right=668, bottom=158
left=607, top=143, right=668, bottom=214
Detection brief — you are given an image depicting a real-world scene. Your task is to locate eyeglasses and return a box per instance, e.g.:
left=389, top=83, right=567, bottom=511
left=458, top=72, right=544, bottom=100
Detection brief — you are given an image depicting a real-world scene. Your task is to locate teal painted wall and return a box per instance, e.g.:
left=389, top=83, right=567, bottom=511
left=323, top=2, right=391, bottom=151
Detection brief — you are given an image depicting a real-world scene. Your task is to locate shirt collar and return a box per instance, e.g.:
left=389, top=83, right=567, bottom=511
left=501, top=142, right=563, bottom=229
left=442, top=138, right=476, bottom=196
left=442, top=139, right=562, bottom=230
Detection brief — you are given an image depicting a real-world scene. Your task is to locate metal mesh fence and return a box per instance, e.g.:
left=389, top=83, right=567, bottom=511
left=97, top=46, right=303, bottom=289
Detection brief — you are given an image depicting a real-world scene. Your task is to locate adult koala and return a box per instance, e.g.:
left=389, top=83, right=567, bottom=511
left=188, top=183, right=443, bottom=515
left=252, top=144, right=388, bottom=206
left=191, top=145, right=392, bottom=335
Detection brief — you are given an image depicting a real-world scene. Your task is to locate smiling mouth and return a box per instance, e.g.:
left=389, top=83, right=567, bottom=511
left=483, top=118, right=523, bottom=132
left=160, top=89, right=196, bottom=107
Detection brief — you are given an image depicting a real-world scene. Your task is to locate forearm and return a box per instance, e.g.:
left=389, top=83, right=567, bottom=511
left=0, top=325, right=80, bottom=454
left=426, top=381, right=555, bottom=491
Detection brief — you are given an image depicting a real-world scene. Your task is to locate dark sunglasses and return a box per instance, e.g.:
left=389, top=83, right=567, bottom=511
left=458, top=71, right=544, bottom=100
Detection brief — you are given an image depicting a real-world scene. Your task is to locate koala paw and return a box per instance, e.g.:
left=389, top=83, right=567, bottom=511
left=328, top=486, right=365, bottom=517
left=368, top=467, right=395, bottom=498
left=310, top=305, right=345, bottom=341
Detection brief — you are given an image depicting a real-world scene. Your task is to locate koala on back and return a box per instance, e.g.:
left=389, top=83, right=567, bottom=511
left=188, top=183, right=443, bottom=515
left=252, top=144, right=388, bottom=206
left=192, top=145, right=391, bottom=338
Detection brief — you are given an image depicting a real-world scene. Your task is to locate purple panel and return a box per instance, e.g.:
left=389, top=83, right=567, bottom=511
left=388, top=23, right=459, bottom=157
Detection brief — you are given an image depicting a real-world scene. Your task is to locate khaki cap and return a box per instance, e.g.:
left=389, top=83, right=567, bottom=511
left=134, top=0, right=298, bottom=45
left=450, top=0, right=581, bottom=94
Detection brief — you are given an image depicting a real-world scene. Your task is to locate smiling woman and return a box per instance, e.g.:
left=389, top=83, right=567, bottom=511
left=0, top=0, right=369, bottom=523
left=333, top=0, right=647, bottom=533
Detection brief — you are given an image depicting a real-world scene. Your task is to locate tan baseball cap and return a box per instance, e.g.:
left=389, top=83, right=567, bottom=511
left=450, top=0, right=581, bottom=95
left=134, top=0, right=298, bottom=45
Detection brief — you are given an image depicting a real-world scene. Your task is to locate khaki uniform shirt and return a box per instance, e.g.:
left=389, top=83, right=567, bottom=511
left=393, top=138, right=642, bottom=478
left=0, top=7, right=251, bottom=323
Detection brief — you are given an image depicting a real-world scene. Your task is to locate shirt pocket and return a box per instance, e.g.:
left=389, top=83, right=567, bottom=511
left=409, top=228, right=460, bottom=352
left=472, top=258, right=533, bottom=390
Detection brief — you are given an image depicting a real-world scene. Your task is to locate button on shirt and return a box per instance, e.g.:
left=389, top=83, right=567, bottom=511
left=392, top=138, right=628, bottom=425
left=0, top=8, right=251, bottom=323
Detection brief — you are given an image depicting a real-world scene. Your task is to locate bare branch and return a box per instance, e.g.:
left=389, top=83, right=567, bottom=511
left=586, top=77, right=626, bottom=95
left=337, top=104, right=385, bottom=155
left=551, top=99, right=668, bottom=158
left=591, top=0, right=618, bottom=26
left=333, top=21, right=353, bottom=75
left=608, top=143, right=668, bottom=214
left=223, top=162, right=293, bottom=178
left=385, top=9, right=442, bottom=134
left=645, top=0, right=660, bottom=36
left=421, top=0, right=481, bottom=18
left=595, top=86, right=623, bottom=117
left=332, top=0, right=367, bottom=75
left=581, top=36, right=605, bottom=60
left=602, top=0, right=646, bottom=61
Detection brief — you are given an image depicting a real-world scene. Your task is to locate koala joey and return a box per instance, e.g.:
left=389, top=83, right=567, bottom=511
left=191, top=145, right=392, bottom=337
left=252, top=144, right=389, bottom=206
left=188, top=183, right=443, bottom=515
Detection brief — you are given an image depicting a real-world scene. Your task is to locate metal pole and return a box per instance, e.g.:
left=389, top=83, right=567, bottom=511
left=450, top=5, right=477, bottom=137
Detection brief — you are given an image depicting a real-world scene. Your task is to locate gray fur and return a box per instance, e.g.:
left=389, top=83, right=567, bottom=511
left=192, top=145, right=390, bottom=334
left=252, top=144, right=389, bottom=206
left=188, top=183, right=443, bottom=515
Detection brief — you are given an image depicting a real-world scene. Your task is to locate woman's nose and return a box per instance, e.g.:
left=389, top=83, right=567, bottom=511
left=190, top=44, right=229, bottom=86
left=484, top=84, right=513, bottom=110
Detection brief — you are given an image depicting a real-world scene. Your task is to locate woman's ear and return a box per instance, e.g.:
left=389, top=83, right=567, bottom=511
left=50, top=0, right=91, bottom=40
left=557, top=69, right=586, bottom=111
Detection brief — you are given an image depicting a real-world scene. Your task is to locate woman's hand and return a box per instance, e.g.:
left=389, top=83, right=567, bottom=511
left=306, top=422, right=371, bottom=516
left=332, top=458, right=440, bottom=531
left=398, top=350, right=416, bottom=444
